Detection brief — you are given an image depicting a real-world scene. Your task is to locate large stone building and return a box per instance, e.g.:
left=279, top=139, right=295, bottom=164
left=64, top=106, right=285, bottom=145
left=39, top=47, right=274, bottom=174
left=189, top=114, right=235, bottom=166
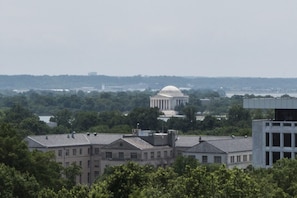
left=25, top=130, right=251, bottom=185
left=150, top=85, right=189, bottom=116
left=25, top=131, right=177, bottom=185
left=244, top=98, right=297, bottom=168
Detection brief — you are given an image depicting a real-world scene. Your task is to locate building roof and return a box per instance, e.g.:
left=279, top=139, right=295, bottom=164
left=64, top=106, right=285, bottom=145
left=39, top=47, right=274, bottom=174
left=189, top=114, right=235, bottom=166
left=157, top=85, right=186, bottom=97
left=25, top=133, right=124, bottom=148
left=185, top=137, right=252, bottom=154
left=244, top=98, right=297, bottom=109
left=176, top=135, right=234, bottom=148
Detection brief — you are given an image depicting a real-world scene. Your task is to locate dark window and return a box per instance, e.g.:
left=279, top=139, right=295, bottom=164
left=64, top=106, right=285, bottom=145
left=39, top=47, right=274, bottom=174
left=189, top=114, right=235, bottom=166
left=73, top=149, right=76, bottom=155
left=272, top=133, right=280, bottom=146
left=58, top=150, right=62, bottom=157
left=266, top=133, right=270, bottom=146
left=295, top=134, right=297, bottom=147
left=94, top=148, right=99, bottom=155
left=157, top=151, right=161, bottom=158
left=164, top=151, right=168, bottom=158
left=65, top=149, right=69, bottom=156
left=284, top=152, right=291, bottom=159
left=119, top=152, right=124, bottom=159
left=283, top=123, right=292, bottom=127
left=284, top=133, right=291, bottom=147
left=144, top=152, right=148, bottom=160
left=79, top=148, right=82, bottom=155
left=131, top=152, right=137, bottom=159
left=266, top=152, right=270, bottom=165
left=272, top=122, right=280, bottom=126
left=106, top=152, right=112, bottom=159
left=265, top=122, right=270, bottom=126
left=272, top=152, right=280, bottom=164
left=214, top=156, right=222, bottom=163
left=150, top=152, right=154, bottom=159
left=202, top=156, right=208, bottom=163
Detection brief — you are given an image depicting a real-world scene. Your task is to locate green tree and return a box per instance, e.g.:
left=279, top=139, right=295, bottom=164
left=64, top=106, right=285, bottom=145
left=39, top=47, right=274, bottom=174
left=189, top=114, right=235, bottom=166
left=90, top=162, right=154, bottom=198
left=0, top=163, right=40, bottom=198
left=51, top=109, right=73, bottom=129
left=172, top=155, right=199, bottom=176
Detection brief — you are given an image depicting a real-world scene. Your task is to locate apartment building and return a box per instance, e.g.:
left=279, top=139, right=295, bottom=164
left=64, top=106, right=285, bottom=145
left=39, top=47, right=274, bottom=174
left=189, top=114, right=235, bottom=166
left=244, top=98, right=297, bottom=168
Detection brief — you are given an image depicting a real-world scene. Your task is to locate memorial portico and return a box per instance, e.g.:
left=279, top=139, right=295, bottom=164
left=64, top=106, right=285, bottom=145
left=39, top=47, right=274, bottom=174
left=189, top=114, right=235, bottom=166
left=150, top=85, right=189, bottom=114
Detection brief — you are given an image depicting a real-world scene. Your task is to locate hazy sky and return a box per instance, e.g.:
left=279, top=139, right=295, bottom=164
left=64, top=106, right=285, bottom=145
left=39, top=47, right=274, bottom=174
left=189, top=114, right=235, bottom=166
left=1, top=1, right=297, bottom=77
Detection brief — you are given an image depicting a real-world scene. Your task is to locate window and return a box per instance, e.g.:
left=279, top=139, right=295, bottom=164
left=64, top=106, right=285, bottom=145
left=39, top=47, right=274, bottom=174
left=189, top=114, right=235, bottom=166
left=79, top=161, right=82, bottom=167
left=236, top=155, right=241, bottom=163
left=266, top=152, right=270, bottom=166
left=131, top=152, right=137, bottom=159
left=94, top=160, right=99, bottom=168
left=272, top=152, right=280, bottom=164
left=284, top=123, right=292, bottom=127
left=272, top=133, right=280, bottom=146
left=94, top=171, right=100, bottom=178
left=65, top=149, right=69, bottom=156
left=144, top=152, right=148, bottom=160
left=214, top=156, right=222, bottom=163
left=265, top=122, right=270, bottom=126
left=58, top=150, right=62, bottom=157
left=266, top=133, right=270, bottom=147
left=202, top=156, right=208, bottom=163
left=88, top=148, right=91, bottom=154
left=73, top=149, right=76, bottom=156
left=151, top=152, right=154, bottom=159
left=243, top=155, right=247, bottom=162
left=88, top=160, right=90, bottom=168
left=79, top=148, right=83, bottom=155
left=284, top=133, right=292, bottom=147
left=284, top=152, right=291, bottom=159
left=94, top=148, right=99, bottom=155
left=157, top=151, right=161, bottom=158
left=106, top=152, right=112, bottom=159
left=119, top=152, right=124, bottom=159
left=230, top=156, right=235, bottom=163
left=164, top=151, right=168, bottom=158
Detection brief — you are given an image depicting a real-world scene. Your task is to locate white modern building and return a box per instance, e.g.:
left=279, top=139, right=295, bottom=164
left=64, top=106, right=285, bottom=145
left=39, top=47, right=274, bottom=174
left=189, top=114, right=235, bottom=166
left=150, top=85, right=189, bottom=116
left=244, top=98, right=297, bottom=168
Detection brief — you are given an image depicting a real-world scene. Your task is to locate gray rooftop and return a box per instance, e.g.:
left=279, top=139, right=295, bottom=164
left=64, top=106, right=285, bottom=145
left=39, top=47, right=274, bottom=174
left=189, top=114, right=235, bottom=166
left=244, top=98, right=297, bottom=109
left=185, top=137, right=252, bottom=154
left=176, top=135, right=234, bottom=148
left=25, top=133, right=124, bottom=148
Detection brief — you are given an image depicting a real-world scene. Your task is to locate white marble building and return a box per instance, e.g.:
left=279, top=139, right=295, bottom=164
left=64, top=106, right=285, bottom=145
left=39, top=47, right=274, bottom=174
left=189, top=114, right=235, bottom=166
left=150, top=85, right=189, bottom=116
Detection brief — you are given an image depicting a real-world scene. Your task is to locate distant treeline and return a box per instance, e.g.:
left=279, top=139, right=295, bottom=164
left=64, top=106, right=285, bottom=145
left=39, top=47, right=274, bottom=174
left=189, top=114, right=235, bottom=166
left=1, top=75, right=297, bottom=92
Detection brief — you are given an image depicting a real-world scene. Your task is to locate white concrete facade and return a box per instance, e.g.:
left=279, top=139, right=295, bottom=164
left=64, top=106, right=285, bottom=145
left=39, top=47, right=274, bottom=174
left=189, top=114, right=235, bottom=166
left=244, top=98, right=297, bottom=168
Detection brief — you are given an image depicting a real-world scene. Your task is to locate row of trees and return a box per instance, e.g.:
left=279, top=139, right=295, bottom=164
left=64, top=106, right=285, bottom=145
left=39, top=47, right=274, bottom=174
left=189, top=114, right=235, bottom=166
left=5, top=157, right=297, bottom=198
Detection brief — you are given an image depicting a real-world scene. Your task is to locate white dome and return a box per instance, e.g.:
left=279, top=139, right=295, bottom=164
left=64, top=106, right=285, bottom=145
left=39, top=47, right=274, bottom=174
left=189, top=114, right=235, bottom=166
left=158, top=85, right=184, bottom=97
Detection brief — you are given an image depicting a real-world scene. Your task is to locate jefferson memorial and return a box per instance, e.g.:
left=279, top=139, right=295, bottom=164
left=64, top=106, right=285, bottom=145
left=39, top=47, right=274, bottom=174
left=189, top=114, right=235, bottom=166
left=150, top=85, right=189, bottom=116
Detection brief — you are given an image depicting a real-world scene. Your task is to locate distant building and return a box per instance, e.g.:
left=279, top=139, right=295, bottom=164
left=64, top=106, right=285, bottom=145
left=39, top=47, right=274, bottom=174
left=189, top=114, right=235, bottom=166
left=150, top=85, right=189, bottom=116
left=244, top=98, right=297, bottom=168
left=25, top=131, right=177, bottom=185
left=25, top=131, right=251, bottom=186
left=183, top=137, right=252, bottom=169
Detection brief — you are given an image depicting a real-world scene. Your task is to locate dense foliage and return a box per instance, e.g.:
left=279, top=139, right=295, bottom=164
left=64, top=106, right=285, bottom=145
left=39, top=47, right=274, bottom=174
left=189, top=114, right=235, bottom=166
left=0, top=89, right=260, bottom=137
left=0, top=90, right=296, bottom=197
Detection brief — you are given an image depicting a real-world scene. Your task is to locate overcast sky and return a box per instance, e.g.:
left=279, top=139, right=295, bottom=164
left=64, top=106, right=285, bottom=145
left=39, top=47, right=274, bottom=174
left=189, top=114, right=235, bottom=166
left=1, top=1, right=297, bottom=77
